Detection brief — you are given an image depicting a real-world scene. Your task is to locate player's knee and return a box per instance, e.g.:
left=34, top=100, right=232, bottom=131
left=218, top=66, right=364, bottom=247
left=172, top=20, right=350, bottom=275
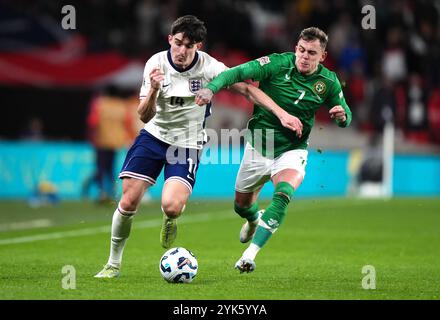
left=119, top=184, right=145, bottom=212
left=234, top=199, right=246, bottom=209
left=161, top=200, right=185, bottom=219
left=119, top=195, right=140, bottom=213
left=234, top=196, right=254, bottom=209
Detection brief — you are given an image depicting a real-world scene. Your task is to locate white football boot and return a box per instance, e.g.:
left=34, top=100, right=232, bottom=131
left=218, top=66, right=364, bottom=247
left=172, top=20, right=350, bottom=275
left=234, top=257, right=256, bottom=273
left=94, top=264, right=120, bottom=278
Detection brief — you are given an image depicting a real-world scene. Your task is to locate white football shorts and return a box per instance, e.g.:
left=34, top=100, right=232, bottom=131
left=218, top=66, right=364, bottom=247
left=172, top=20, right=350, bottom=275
left=235, top=142, right=308, bottom=193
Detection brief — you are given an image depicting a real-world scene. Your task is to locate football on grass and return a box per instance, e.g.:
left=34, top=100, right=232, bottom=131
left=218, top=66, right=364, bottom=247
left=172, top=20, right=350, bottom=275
left=159, top=247, right=198, bottom=283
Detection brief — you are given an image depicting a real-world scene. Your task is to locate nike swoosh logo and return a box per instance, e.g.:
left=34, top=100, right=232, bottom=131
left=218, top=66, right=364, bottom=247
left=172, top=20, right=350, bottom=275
left=285, top=74, right=290, bottom=80
left=163, top=83, right=170, bottom=87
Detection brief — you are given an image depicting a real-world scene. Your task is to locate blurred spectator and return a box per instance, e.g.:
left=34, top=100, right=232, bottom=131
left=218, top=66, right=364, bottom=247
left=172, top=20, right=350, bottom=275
left=328, top=11, right=353, bottom=60
left=346, top=60, right=368, bottom=127
left=338, top=33, right=367, bottom=74
left=428, top=88, right=440, bottom=144
left=21, top=117, right=44, bottom=141
left=359, top=133, right=383, bottom=184
left=370, top=75, right=397, bottom=132
left=135, top=0, right=161, bottom=54
left=307, top=0, right=332, bottom=31
left=28, top=181, right=60, bottom=208
left=82, top=85, right=136, bottom=203
left=356, top=133, right=384, bottom=198
left=405, top=73, right=429, bottom=143
left=382, top=27, right=407, bottom=84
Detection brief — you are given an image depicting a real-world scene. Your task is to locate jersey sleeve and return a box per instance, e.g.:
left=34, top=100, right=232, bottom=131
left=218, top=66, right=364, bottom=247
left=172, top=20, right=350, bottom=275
left=205, top=53, right=286, bottom=93
left=325, top=76, right=352, bottom=127
left=139, top=54, right=160, bottom=99
left=204, top=55, right=228, bottom=81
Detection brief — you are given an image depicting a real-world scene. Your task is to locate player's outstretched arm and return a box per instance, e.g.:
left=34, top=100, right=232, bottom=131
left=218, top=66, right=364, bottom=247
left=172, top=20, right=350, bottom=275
left=137, top=67, right=163, bottom=123
left=230, top=82, right=303, bottom=138
left=195, top=55, right=279, bottom=106
left=196, top=57, right=270, bottom=106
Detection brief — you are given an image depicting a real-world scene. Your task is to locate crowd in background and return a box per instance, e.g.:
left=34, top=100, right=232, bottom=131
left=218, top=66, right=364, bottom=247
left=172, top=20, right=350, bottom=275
left=2, top=0, right=440, bottom=145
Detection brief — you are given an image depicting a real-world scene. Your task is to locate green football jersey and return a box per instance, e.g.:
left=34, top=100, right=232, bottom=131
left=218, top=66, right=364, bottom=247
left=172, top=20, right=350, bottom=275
left=206, top=52, right=352, bottom=158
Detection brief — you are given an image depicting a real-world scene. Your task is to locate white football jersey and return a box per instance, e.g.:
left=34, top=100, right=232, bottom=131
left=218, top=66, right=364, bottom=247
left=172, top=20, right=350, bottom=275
left=139, top=50, right=227, bottom=149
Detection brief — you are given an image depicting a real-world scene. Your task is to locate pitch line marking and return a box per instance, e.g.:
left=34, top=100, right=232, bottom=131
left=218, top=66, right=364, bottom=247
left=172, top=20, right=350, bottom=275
left=0, top=211, right=233, bottom=246
left=0, top=219, right=53, bottom=232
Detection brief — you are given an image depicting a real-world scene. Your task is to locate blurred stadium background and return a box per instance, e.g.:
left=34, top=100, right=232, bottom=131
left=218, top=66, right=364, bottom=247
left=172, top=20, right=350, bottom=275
left=0, top=0, right=439, bottom=201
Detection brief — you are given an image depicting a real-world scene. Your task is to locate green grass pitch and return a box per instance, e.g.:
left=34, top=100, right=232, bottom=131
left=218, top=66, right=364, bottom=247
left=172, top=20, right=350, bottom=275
left=0, top=198, right=439, bottom=299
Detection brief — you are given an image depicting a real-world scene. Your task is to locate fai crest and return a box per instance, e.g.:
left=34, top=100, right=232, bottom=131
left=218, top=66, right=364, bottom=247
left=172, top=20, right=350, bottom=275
left=313, top=80, right=327, bottom=95
left=189, top=78, right=203, bottom=93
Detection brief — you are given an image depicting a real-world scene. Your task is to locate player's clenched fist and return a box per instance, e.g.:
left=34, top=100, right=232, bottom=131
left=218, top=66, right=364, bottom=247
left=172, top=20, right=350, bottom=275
left=329, top=105, right=346, bottom=123
left=278, top=111, right=303, bottom=138
left=195, top=88, right=213, bottom=106
left=150, top=67, right=164, bottom=90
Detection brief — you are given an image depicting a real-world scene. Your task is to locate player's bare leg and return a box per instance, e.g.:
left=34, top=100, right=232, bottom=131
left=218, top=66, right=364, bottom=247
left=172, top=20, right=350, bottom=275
left=95, top=178, right=150, bottom=278
left=160, top=180, right=191, bottom=248
left=235, top=188, right=263, bottom=243
left=234, top=188, right=263, bottom=273
left=235, top=188, right=262, bottom=209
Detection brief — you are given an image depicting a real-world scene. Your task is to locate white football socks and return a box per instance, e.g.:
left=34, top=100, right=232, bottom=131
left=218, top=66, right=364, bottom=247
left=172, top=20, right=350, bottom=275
left=242, top=243, right=261, bottom=261
left=107, top=204, right=135, bottom=268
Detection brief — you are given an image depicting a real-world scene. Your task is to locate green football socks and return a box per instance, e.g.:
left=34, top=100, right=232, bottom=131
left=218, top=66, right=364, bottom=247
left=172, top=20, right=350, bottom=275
left=252, top=182, right=294, bottom=248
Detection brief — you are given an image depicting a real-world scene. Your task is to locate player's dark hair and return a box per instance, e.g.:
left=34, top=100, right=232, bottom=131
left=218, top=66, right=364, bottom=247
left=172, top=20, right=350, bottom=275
left=171, top=15, right=207, bottom=43
left=299, top=27, right=328, bottom=49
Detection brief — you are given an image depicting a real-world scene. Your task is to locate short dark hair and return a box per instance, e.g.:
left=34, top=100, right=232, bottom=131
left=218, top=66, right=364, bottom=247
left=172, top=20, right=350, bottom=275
left=171, top=15, right=207, bottom=43
left=298, top=27, right=328, bottom=49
